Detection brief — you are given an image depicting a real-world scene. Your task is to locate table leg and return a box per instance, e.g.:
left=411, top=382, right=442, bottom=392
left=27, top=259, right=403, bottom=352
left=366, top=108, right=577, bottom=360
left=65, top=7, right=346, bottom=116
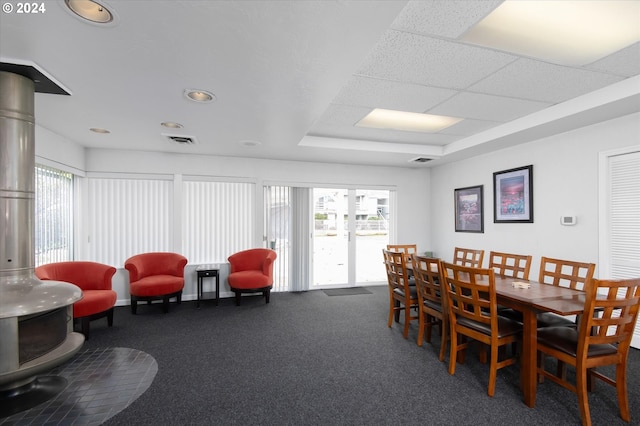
left=521, top=309, right=537, bottom=408
left=197, top=276, right=202, bottom=309
left=215, top=273, right=219, bottom=306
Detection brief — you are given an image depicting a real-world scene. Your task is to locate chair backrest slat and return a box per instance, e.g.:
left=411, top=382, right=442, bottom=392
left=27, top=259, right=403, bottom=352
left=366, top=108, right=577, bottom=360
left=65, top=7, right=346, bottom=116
left=488, top=251, right=532, bottom=279
left=453, top=247, right=485, bottom=268
left=383, top=249, right=411, bottom=293
left=387, top=244, right=417, bottom=263
left=442, top=262, right=495, bottom=327
left=412, top=255, right=444, bottom=307
left=539, top=257, right=595, bottom=290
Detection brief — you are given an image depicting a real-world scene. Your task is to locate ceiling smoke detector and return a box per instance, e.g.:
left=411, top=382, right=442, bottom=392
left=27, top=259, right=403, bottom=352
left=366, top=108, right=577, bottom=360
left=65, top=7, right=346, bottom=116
left=409, top=157, right=433, bottom=163
left=163, top=134, right=198, bottom=145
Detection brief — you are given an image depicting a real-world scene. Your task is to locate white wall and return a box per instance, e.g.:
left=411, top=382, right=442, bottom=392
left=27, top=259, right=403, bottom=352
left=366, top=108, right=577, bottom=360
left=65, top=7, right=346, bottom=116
left=35, top=126, right=85, bottom=174
left=429, top=112, right=640, bottom=278
left=36, top=136, right=431, bottom=304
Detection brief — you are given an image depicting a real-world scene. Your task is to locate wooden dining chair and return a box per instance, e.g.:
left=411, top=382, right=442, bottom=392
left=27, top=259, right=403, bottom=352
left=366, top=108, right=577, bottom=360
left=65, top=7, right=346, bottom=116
left=383, top=249, right=419, bottom=339
left=412, top=255, right=448, bottom=361
left=387, top=244, right=417, bottom=263
left=453, top=247, right=484, bottom=268
left=537, top=257, right=596, bottom=327
left=488, top=251, right=532, bottom=279
left=500, top=256, right=596, bottom=328
left=538, top=256, right=596, bottom=290
left=442, top=262, right=522, bottom=397
left=537, top=277, right=640, bottom=426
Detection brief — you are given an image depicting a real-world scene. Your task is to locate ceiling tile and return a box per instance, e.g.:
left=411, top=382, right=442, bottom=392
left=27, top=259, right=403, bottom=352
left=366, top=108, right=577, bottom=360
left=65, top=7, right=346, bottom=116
left=390, top=0, right=503, bottom=38
left=430, top=92, right=552, bottom=122
left=587, top=42, right=640, bottom=77
left=313, top=104, right=372, bottom=127
left=469, top=58, right=625, bottom=103
left=355, top=30, right=518, bottom=89
left=332, top=76, right=457, bottom=112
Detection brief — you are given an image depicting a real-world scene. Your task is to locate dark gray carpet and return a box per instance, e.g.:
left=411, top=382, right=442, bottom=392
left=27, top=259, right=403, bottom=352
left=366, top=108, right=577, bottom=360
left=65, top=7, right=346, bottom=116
left=323, top=287, right=372, bottom=296
left=78, top=287, right=638, bottom=426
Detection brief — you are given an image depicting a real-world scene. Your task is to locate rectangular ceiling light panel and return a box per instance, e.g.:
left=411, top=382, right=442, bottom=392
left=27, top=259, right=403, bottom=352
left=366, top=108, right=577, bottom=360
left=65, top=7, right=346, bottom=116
left=461, top=1, right=640, bottom=66
left=356, top=108, right=463, bottom=133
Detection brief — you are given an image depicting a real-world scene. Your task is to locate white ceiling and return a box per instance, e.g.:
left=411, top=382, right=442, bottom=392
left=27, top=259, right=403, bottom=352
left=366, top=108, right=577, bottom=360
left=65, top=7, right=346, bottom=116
left=1, top=0, right=639, bottom=168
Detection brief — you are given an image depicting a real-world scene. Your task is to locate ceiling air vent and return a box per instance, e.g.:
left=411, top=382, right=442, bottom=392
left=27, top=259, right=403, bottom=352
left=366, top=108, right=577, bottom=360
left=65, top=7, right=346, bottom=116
left=409, top=157, right=433, bottom=163
left=163, top=134, right=198, bottom=145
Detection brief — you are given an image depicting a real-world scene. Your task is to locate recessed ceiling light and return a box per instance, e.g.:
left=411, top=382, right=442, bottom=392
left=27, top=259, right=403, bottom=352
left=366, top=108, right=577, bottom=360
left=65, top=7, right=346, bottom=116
left=238, top=140, right=262, bottom=147
left=356, top=109, right=462, bottom=133
left=161, top=121, right=183, bottom=129
left=90, top=127, right=110, bottom=134
left=65, top=0, right=114, bottom=24
left=461, top=0, right=640, bottom=66
left=184, top=89, right=216, bottom=103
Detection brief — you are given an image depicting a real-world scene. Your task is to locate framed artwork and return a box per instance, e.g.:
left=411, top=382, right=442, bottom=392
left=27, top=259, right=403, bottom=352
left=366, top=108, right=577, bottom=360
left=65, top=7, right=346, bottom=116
left=454, top=185, right=484, bottom=233
left=493, top=165, right=533, bottom=223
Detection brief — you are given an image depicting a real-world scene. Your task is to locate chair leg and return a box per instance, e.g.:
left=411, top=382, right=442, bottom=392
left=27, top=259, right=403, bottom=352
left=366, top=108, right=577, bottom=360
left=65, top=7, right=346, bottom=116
left=162, top=296, right=170, bottom=313
left=487, top=344, right=499, bottom=397
left=235, top=291, right=241, bottom=306
left=107, top=307, right=114, bottom=327
left=425, top=315, right=433, bottom=344
left=576, top=364, right=592, bottom=426
left=387, top=293, right=395, bottom=328
left=616, top=363, right=630, bottom=422
left=537, top=352, right=545, bottom=383
left=131, top=297, right=138, bottom=314
left=81, top=317, right=90, bottom=340
left=417, top=310, right=425, bottom=346
left=264, top=289, right=270, bottom=304
left=403, top=304, right=411, bottom=339
left=448, top=332, right=458, bottom=375
left=479, top=344, right=488, bottom=364
left=438, top=318, right=448, bottom=362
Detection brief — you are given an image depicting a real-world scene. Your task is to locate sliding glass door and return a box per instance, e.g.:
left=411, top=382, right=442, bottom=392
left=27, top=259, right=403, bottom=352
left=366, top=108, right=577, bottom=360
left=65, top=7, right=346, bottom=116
left=312, top=188, right=389, bottom=287
left=313, top=188, right=349, bottom=286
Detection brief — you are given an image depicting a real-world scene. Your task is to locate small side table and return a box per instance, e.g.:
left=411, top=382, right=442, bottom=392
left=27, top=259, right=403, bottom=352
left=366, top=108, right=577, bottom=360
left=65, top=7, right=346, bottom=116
left=196, top=264, right=220, bottom=308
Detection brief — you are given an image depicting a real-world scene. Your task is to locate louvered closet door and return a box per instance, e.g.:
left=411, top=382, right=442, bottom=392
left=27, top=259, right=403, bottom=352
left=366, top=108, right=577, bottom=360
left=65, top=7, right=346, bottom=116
left=602, top=149, right=640, bottom=348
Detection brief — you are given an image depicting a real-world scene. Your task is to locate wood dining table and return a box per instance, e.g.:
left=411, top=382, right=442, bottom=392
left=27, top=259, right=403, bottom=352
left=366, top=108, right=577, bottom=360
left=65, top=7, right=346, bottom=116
left=493, top=276, right=585, bottom=408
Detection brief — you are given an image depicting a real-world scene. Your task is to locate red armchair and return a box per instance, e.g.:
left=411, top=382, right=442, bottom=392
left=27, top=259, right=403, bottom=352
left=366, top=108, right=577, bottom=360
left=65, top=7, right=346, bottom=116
left=125, top=252, right=188, bottom=314
left=35, top=261, right=117, bottom=340
left=227, top=248, right=277, bottom=305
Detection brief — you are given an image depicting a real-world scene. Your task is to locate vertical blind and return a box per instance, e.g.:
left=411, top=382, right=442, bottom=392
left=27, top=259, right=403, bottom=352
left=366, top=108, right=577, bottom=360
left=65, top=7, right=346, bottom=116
left=265, top=186, right=311, bottom=292
left=265, top=186, right=290, bottom=291
left=182, top=180, right=254, bottom=264
left=35, top=164, right=73, bottom=265
left=87, top=178, right=172, bottom=266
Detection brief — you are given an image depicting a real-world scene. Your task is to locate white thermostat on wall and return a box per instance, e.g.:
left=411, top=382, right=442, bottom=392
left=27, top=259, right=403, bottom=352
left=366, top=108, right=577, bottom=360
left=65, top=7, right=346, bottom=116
left=561, top=216, right=577, bottom=226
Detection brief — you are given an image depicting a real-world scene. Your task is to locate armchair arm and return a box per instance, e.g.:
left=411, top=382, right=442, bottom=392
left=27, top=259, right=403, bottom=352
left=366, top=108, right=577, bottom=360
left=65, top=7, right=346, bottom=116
left=262, top=250, right=277, bottom=277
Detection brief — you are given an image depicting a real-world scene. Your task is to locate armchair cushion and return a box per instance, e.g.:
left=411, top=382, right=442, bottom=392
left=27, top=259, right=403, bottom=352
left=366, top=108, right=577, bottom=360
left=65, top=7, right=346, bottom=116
left=227, top=270, right=273, bottom=289
left=129, top=275, right=184, bottom=297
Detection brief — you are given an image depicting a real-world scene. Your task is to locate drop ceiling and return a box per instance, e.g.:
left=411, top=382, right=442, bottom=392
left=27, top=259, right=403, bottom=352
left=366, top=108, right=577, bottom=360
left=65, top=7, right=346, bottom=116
left=1, top=0, right=638, bottom=168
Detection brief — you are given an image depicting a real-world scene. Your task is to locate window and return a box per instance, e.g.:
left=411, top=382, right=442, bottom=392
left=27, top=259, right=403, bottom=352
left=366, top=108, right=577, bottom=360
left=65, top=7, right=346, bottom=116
left=35, top=164, right=74, bottom=265
left=182, top=180, right=254, bottom=264
left=87, top=177, right=173, bottom=266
